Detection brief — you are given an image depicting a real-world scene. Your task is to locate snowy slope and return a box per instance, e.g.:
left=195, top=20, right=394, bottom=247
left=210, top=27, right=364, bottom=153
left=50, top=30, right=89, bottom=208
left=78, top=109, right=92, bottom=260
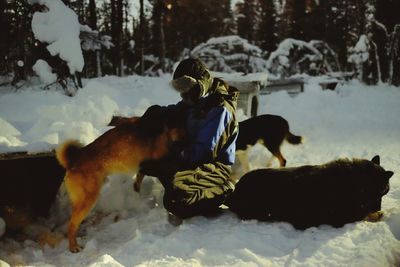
left=0, top=75, right=399, bottom=267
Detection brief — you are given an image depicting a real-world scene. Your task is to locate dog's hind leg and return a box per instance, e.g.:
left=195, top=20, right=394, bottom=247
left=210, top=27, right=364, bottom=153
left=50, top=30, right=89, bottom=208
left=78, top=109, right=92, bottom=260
left=65, top=173, right=100, bottom=253
left=133, top=172, right=145, bottom=192
left=271, top=150, right=287, bottom=167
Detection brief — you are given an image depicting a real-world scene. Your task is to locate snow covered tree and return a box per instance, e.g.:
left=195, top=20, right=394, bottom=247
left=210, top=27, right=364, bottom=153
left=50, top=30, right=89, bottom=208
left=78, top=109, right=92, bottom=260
left=360, top=0, right=381, bottom=84
left=29, top=0, right=85, bottom=95
left=190, top=35, right=268, bottom=73
left=347, top=0, right=400, bottom=85
left=348, top=35, right=378, bottom=84
left=321, top=0, right=365, bottom=69
left=267, top=38, right=341, bottom=78
left=80, top=25, right=114, bottom=77
left=82, top=0, right=101, bottom=77
left=375, top=0, right=400, bottom=85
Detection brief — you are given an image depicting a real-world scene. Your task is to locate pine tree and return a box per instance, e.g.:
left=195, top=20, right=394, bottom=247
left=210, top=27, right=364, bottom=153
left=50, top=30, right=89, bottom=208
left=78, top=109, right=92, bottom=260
left=110, top=0, right=124, bottom=75
left=0, top=0, right=10, bottom=76
left=389, top=25, right=400, bottom=86
left=88, top=0, right=97, bottom=30
left=258, top=0, right=277, bottom=52
left=150, top=0, right=167, bottom=71
left=303, top=0, right=326, bottom=41
left=322, top=0, right=364, bottom=70
left=84, top=0, right=103, bottom=77
left=375, top=0, right=400, bottom=85
left=6, top=1, right=34, bottom=84
left=288, top=0, right=306, bottom=40
left=237, top=0, right=258, bottom=42
left=273, top=0, right=288, bottom=43
left=139, top=0, right=145, bottom=74
left=162, top=0, right=231, bottom=60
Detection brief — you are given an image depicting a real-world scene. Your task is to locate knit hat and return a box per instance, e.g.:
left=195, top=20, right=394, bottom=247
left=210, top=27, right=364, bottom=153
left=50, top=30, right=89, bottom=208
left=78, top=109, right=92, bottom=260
left=171, top=58, right=213, bottom=101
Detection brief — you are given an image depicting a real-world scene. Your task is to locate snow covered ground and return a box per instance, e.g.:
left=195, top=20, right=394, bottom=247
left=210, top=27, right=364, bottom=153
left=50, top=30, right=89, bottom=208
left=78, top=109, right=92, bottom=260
left=0, top=75, right=400, bottom=266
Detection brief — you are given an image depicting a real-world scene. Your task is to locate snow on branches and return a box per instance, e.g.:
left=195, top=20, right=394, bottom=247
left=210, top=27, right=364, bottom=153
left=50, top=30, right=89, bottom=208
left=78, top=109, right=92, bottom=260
left=80, top=25, right=114, bottom=52
left=29, top=0, right=84, bottom=75
left=267, top=38, right=340, bottom=78
left=190, top=35, right=268, bottom=73
left=190, top=35, right=340, bottom=78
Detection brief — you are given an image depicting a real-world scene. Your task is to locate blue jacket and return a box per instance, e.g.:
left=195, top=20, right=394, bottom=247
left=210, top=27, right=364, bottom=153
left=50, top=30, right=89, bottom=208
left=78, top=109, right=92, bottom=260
left=170, top=80, right=239, bottom=167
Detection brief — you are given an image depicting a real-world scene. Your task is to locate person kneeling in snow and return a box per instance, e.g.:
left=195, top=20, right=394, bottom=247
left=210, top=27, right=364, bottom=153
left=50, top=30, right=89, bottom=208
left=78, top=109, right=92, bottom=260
left=140, top=58, right=239, bottom=220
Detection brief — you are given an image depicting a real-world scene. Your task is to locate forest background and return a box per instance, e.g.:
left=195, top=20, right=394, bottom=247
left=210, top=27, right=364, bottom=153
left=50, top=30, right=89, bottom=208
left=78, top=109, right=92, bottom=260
left=1, top=0, right=400, bottom=90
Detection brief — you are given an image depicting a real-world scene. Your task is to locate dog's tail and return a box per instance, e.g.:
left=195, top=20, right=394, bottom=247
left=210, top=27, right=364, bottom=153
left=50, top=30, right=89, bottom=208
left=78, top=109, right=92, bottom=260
left=286, top=132, right=302, bottom=145
left=56, top=140, right=82, bottom=169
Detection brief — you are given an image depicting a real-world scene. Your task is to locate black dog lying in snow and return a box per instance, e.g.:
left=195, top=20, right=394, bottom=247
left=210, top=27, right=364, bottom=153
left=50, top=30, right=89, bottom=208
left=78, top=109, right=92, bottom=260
left=226, top=155, right=393, bottom=229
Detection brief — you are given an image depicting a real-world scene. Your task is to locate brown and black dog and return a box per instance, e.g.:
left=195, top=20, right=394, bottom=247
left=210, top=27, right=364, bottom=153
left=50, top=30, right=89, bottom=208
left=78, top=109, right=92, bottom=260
left=56, top=105, right=185, bottom=252
left=235, top=114, right=302, bottom=170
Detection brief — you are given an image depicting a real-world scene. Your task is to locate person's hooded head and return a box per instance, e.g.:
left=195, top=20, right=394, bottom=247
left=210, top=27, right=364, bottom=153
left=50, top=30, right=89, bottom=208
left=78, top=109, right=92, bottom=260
left=170, top=58, right=214, bottom=105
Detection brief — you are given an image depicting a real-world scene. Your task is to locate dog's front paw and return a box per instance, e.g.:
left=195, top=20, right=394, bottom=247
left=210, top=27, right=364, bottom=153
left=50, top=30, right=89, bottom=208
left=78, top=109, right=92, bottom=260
left=133, top=181, right=141, bottom=192
left=365, top=211, right=383, bottom=222
left=69, top=244, right=83, bottom=253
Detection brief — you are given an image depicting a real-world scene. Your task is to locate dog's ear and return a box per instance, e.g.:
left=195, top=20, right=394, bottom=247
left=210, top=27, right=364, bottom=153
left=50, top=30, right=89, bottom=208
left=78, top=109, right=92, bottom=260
left=371, top=155, right=380, bottom=165
left=385, top=171, right=394, bottom=179
left=141, top=105, right=163, bottom=119
left=140, top=105, right=166, bottom=135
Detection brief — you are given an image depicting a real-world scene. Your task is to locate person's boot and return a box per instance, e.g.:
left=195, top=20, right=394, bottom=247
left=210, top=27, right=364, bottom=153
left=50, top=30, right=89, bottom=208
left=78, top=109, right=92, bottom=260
left=167, top=212, right=183, bottom=227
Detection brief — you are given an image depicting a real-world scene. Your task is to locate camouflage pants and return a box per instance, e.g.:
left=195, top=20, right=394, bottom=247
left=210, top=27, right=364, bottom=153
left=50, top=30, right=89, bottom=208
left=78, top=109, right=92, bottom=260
left=161, top=162, right=235, bottom=219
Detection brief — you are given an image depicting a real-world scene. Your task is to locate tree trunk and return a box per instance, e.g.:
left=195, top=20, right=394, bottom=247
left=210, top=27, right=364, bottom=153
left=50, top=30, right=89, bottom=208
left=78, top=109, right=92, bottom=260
left=139, top=0, right=145, bottom=75
left=96, top=50, right=102, bottom=77
left=160, top=4, right=166, bottom=72
left=389, top=25, right=400, bottom=86
left=0, top=0, right=7, bottom=75
left=88, top=0, right=97, bottom=30
left=117, top=0, right=123, bottom=76
left=110, top=0, right=122, bottom=75
left=362, top=38, right=380, bottom=85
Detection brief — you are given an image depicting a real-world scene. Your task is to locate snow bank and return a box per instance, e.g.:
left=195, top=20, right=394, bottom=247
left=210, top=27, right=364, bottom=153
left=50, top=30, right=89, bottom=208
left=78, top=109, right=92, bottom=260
left=0, top=75, right=179, bottom=153
left=0, top=117, right=26, bottom=147
left=30, top=0, right=84, bottom=74
left=0, top=75, right=399, bottom=267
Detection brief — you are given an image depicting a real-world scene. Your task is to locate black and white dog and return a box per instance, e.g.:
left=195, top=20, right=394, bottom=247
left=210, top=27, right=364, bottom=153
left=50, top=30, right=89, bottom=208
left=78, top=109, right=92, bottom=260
left=235, top=114, right=302, bottom=171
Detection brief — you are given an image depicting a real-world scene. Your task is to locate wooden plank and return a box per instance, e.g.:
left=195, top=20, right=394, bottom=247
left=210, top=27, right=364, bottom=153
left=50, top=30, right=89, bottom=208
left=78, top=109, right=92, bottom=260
left=260, top=78, right=304, bottom=96
left=0, top=150, right=55, bottom=160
